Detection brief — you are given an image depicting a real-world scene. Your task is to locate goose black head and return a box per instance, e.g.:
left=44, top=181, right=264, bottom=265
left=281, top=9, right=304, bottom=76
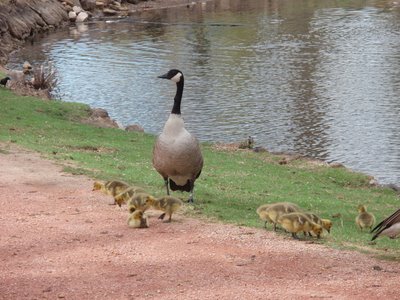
left=158, top=69, right=183, bottom=83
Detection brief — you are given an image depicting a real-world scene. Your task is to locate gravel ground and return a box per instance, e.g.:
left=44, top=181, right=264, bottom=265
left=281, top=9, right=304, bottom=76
left=0, top=144, right=399, bottom=300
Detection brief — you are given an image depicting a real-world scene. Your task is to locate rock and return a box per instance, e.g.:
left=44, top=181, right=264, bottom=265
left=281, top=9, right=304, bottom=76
left=125, top=124, right=144, bottom=132
left=68, top=11, right=77, bottom=21
left=76, top=11, right=89, bottom=22
left=63, top=0, right=77, bottom=6
left=109, top=3, right=127, bottom=11
left=126, top=0, right=139, bottom=4
left=72, top=5, right=83, bottom=14
left=63, top=4, right=73, bottom=12
left=90, top=108, right=109, bottom=118
left=25, top=0, right=68, bottom=26
left=80, top=0, right=96, bottom=11
left=84, top=108, right=120, bottom=128
left=6, top=69, right=28, bottom=82
left=103, top=8, right=119, bottom=15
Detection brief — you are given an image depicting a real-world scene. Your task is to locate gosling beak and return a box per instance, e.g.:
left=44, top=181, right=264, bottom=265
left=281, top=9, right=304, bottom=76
left=327, top=229, right=331, bottom=234
left=158, top=73, right=169, bottom=79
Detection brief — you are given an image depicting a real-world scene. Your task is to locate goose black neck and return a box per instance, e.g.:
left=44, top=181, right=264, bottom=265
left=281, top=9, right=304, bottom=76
left=171, top=77, right=184, bottom=115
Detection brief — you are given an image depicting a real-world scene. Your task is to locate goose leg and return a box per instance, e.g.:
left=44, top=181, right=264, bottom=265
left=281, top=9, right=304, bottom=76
left=188, top=184, right=195, bottom=203
left=164, top=178, right=170, bottom=195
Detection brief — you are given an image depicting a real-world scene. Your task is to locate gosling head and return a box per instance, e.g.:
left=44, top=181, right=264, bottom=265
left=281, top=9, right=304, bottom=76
left=135, top=210, right=144, bottom=218
left=145, top=195, right=156, bottom=206
left=357, top=205, right=367, bottom=213
left=158, top=69, right=183, bottom=83
left=92, top=181, right=103, bottom=191
left=321, top=219, right=333, bottom=233
left=312, top=224, right=323, bottom=239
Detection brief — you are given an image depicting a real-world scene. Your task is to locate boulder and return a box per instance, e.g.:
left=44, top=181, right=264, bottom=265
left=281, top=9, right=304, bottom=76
left=103, top=8, right=118, bottom=15
left=91, top=108, right=109, bottom=118
left=84, top=108, right=119, bottom=128
left=68, top=11, right=77, bottom=21
left=25, top=0, right=68, bottom=26
left=72, top=5, right=83, bottom=13
left=76, top=11, right=89, bottom=22
left=80, top=0, right=96, bottom=11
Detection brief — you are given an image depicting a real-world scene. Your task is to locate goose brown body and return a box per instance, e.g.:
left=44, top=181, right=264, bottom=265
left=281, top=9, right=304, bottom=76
left=153, top=69, right=203, bottom=202
left=371, top=208, right=400, bottom=240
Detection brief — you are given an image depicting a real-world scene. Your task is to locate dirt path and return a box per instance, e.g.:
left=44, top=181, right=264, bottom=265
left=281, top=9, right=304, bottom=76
left=0, top=144, right=399, bottom=300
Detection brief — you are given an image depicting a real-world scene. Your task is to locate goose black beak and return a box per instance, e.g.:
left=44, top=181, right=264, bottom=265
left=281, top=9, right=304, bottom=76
left=158, top=73, right=169, bottom=79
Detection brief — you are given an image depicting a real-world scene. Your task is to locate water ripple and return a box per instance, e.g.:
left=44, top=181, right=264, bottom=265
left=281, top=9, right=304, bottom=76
left=7, top=0, right=400, bottom=185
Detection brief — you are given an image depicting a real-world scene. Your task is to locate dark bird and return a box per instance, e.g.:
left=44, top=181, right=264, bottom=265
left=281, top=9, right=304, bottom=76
left=371, top=208, right=400, bottom=241
left=0, top=77, right=10, bottom=86
left=152, top=69, right=203, bottom=203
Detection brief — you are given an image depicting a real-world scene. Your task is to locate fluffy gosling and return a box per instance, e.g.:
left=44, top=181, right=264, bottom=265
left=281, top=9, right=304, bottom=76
left=146, top=196, right=183, bottom=222
left=92, top=180, right=131, bottom=205
left=355, top=205, right=375, bottom=231
left=304, top=213, right=333, bottom=234
left=127, top=192, right=155, bottom=213
left=278, top=212, right=323, bottom=239
left=256, top=204, right=274, bottom=228
left=114, top=186, right=145, bottom=207
left=127, top=210, right=149, bottom=228
left=263, top=202, right=301, bottom=231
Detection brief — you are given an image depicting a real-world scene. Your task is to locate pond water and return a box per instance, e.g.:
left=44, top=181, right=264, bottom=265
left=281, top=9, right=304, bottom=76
left=8, top=0, right=400, bottom=185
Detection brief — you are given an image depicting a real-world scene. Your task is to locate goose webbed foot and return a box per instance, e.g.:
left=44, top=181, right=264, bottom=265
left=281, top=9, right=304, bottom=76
left=188, top=186, right=195, bottom=203
left=187, top=192, right=195, bottom=203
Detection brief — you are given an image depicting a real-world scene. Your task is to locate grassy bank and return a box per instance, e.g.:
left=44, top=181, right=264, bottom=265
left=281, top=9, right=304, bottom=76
left=0, top=83, right=399, bottom=260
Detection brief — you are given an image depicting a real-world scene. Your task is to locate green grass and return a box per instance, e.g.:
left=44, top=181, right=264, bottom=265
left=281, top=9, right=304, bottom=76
left=0, top=85, right=399, bottom=259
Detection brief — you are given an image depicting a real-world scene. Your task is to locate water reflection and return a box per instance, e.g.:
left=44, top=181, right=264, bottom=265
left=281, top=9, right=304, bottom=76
left=7, top=0, right=400, bottom=185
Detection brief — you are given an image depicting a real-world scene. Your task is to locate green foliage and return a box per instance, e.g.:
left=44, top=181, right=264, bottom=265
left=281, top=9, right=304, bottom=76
left=0, top=88, right=399, bottom=259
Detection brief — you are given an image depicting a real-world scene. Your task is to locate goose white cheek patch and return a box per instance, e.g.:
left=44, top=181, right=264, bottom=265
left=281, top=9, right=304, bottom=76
left=171, top=72, right=182, bottom=83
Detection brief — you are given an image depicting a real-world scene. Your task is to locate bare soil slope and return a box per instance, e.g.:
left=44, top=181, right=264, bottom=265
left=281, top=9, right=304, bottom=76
left=0, top=144, right=399, bottom=300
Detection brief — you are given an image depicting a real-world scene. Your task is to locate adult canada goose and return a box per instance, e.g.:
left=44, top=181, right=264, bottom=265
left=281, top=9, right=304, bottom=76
left=371, top=208, right=400, bottom=241
left=153, top=69, right=203, bottom=203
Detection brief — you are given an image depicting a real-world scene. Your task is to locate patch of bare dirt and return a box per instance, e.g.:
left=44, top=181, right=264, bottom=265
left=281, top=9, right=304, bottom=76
left=0, top=143, right=399, bottom=300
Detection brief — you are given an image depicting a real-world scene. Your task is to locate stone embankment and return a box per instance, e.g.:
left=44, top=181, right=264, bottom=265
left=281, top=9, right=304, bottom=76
left=0, top=0, right=152, bottom=131
left=0, top=0, right=152, bottom=64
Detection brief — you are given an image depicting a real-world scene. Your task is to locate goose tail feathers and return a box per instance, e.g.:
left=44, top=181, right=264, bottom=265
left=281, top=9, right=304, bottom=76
left=169, top=179, right=192, bottom=192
